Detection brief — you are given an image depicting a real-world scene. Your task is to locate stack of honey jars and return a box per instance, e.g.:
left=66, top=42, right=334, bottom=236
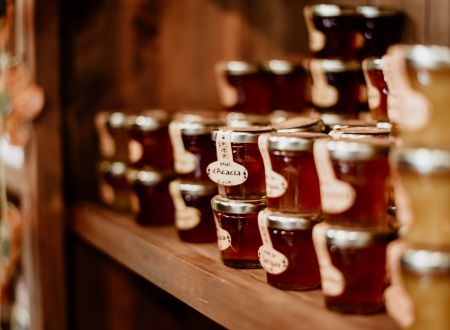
left=168, top=111, right=223, bottom=243
left=383, top=45, right=450, bottom=330
left=95, top=110, right=176, bottom=226
left=303, top=4, right=403, bottom=127
left=312, top=125, right=397, bottom=314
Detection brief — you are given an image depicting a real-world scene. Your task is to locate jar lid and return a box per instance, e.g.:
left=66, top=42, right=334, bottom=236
left=328, top=138, right=390, bottom=161
left=362, top=57, right=384, bottom=71
left=321, top=114, right=373, bottom=128
left=405, top=45, right=450, bottom=69
left=326, top=228, right=397, bottom=248
left=216, top=60, right=259, bottom=76
left=307, top=4, right=356, bottom=17
left=126, top=168, right=174, bottom=186
left=222, top=112, right=271, bottom=127
left=211, top=195, right=267, bottom=214
left=127, top=109, right=171, bottom=131
left=329, top=126, right=390, bottom=139
left=269, top=132, right=329, bottom=151
left=308, top=58, right=361, bottom=72
left=267, top=212, right=321, bottom=230
left=401, top=248, right=450, bottom=274
left=261, top=60, right=304, bottom=75
left=356, top=5, right=402, bottom=18
left=272, top=116, right=324, bottom=133
left=212, top=126, right=273, bottom=143
left=174, top=119, right=224, bottom=136
left=98, top=161, right=127, bottom=177
left=178, top=182, right=218, bottom=196
left=102, top=112, right=128, bottom=129
left=396, top=148, right=450, bottom=174
left=173, top=109, right=220, bottom=123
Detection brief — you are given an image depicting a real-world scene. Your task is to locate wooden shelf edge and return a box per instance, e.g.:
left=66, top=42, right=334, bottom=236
left=68, top=203, right=398, bottom=330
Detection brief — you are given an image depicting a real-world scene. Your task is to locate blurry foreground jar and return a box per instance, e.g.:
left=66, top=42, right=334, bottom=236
left=126, top=168, right=175, bottom=226
left=259, top=211, right=321, bottom=291
left=362, top=58, right=389, bottom=124
left=170, top=180, right=217, bottom=243
left=95, top=111, right=129, bottom=162
left=97, top=161, right=130, bottom=211
left=211, top=196, right=265, bottom=269
left=208, top=126, right=272, bottom=200
left=401, top=248, right=450, bottom=330
left=127, top=110, right=174, bottom=171
left=313, top=223, right=396, bottom=314
left=396, top=148, right=450, bottom=249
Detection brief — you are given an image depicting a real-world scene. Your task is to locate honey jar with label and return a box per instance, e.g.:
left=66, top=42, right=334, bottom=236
left=211, top=196, right=266, bottom=269
left=97, top=160, right=130, bottom=211
left=95, top=111, right=130, bottom=162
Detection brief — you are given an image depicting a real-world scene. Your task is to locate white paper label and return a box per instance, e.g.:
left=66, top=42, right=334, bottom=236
left=95, top=113, right=115, bottom=158
left=207, top=130, right=248, bottom=186
left=258, top=134, right=288, bottom=198
left=128, top=139, right=143, bottom=164
left=99, top=180, right=114, bottom=205
left=383, top=51, right=432, bottom=131
left=215, top=65, right=238, bottom=108
left=257, top=209, right=289, bottom=275
left=303, top=7, right=326, bottom=52
left=310, top=59, right=339, bottom=108
left=313, top=139, right=355, bottom=213
left=169, top=180, right=201, bottom=230
left=312, top=223, right=345, bottom=296
left=168, top=122, right=197, bottom=174
left=213, top=212, right=232, bottom=251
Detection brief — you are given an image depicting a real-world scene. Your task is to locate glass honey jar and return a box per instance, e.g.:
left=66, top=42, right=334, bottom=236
left=362, top=58, right=389, bottom=124
left=314, top=138, right=391, bottom=229
left=259, top=132, right=328, bottom=214
left=208, top=126, right=273, bottom=200
left=314, top=223, right=397, bottom=314
left=307, top=59, right=366, bottom=120
left=126, top=168, right=175, bottom=226
left=95, top=111, right=129, bottom=162
left=396, top=148, right=450, bottom=249
left=215, top=61, right=271, bottom=115
left=97, top=161, right=130, bottom=211
left=127, top=109, right=174, bottom=171
left=303, top=4, right=361, bottom=59
left=259, top=211, right=321, bottom=291
left=211, top=196, right=266, bottom=269
left=401, top=248, right=450, bottom=330
left=261, top=60, right=309, bottom=113
left=169, top=181, right=218, bottom=243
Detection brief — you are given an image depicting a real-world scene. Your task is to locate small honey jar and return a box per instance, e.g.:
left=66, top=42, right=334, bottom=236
left=97, top=160, right=130, bottom=211
left=95, top=111, right=129, bottom=162
left=362, top=58, right=389, bottom=124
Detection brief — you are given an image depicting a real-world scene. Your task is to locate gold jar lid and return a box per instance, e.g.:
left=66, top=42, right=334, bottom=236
left=268, top=132, right=329, bottom=151
left=326, top=227, right=397, bottom=248
left=216, top=60, right=259, bottom=76
left=328, top=137, right=390, bottom=161
left=261, top=60, right=305, bottom=75
left=401, top=248, right=450, bottom=275
left=212, top=126, right=273, bottom=143
left=211, top=195, right=266, bottom=214
left=267, top=212, right=321, bottom=230
left=127, top=109, right=171, bottom=131
left=98, top=161, right=127, bottom=177
left=396, top=148, right=450, bottom=174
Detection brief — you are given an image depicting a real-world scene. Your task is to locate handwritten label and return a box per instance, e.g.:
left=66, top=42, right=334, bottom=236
left=207, top=130, right=248, bottom=186
left=215, top=64, right=238, bottom=108
left=383, top=50, right=432, bottom=131
left=258, top=134, right=288, bottom=198
left=312, top=223, right=345, bottom=296
left=257, top=209, right=289, bottom=274
left=95, top=113, right=115, bottom=158
left=128, top=139, right=143, bottom=164
left=99, top=180, right=114, bottom=205
left=168, top=121, right=197, bottom=174
left=169, top=180, right=201, bottom=230
left=303, top=7, right=326, bottom=52
left=310, top=59, right=339, bottom=108
left=213, top=212, right=232, bottom=251
left=313, top=139, right=355, bottom=213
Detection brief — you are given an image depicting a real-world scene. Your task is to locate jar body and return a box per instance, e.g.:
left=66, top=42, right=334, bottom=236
left=267, top=227, right=321, bottom=290
left=364, top=66, right=389, bottom=123
left=181, top=132, right=217, bottom=183
left=266, top=71, right=309, bottom=112
left=98, top=162, right=130, bottom=211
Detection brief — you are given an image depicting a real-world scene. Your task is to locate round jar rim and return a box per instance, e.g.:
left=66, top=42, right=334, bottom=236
left=308, top=58, right=361, bottom=72
left=212, top=126, right=273, bottom=143
left=127, top=109, right=171, bottom=131
left=401, top=248, right=450, bottom=274
left=178, top=182, right=218, bottom=196
left=328, top=138, right=390, bottom=161
left=326, top=227, right=397, bottom=248
left=268, top=132, right=329, bottom=151
left=306, top=4, right=356, bottom=17
left=329, top=126, right=391, bottom=139
left=356, top=5, right=402, bottom=18
left=261, top=59, right=304, bottom=75
left=321, top=114, right=373, bottom=128
left=126, top=168, right=174, bottom=186
left=174, top=119, right=224, bottom=136
left=362, top=57, right=385, bottom=71
left=223, top=112, right=271, bottom=127
left=101, top=111, right=128, bottom=129
left=404, top=45, right=450, bottom=69
left=272, top=116, right=322, bottom=130
left=267, top=212, right=321, bottom=230
left=211, top=195, right=267, bottom=214
left=216, top=60, right=259, bottom=75
left=396, top=148, right=450, bottom=174
left=98, top=161, right=127, bottom=177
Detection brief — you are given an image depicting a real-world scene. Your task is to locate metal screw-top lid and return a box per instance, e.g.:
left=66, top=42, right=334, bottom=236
left=211, top=126, right=273, bottom=143
left=307, top=58, right=361, bottom=72
left=272, top=116, right=324, bottom=133
left=327, top=138, right=390, bottom=161
left=127, top=109, right=171, bottom=131
left=268, top=132, right=329, bottom=151
left=174, top=119, right=224, bottom=136
left=98, top=161, right=127, bottom=177
left=329, top=126, right=391, bottom=139
left=222, top=112, right=271, bottom=127
left=401, top=248, right=450, bottom=275
left=211, top=195, right=266, bottom=214
left=404, top=45, right=450, bottom=69
left=363, top=57, right=385, bottom=71
left=395, top=148, right=450, bottom=174
left=267, top=212, right=321, bottom=230
left=322, top=115, right=373, bottom=128
left=100, top=112, right=128, bottom=129
left=307, top=4, right=356, bottom=17
left=261, top=60, right=305, bottom=75
left=326, top=227, right=397, bottom=248
left=178, top=182, right=218, bottom=196
left=173, top=109, right=220, bottom=123
left=356, top=5, right=402, bottom=17
left=126, top=168, right=174, bottom=186
left=216, top=61, right=259, bottom=76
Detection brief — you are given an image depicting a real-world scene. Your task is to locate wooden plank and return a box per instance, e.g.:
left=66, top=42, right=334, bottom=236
left=70, top=203, right=398, bottom=330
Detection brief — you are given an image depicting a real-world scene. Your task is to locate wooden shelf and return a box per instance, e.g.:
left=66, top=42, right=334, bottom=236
left=69, top=203, right=399, bottom=330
